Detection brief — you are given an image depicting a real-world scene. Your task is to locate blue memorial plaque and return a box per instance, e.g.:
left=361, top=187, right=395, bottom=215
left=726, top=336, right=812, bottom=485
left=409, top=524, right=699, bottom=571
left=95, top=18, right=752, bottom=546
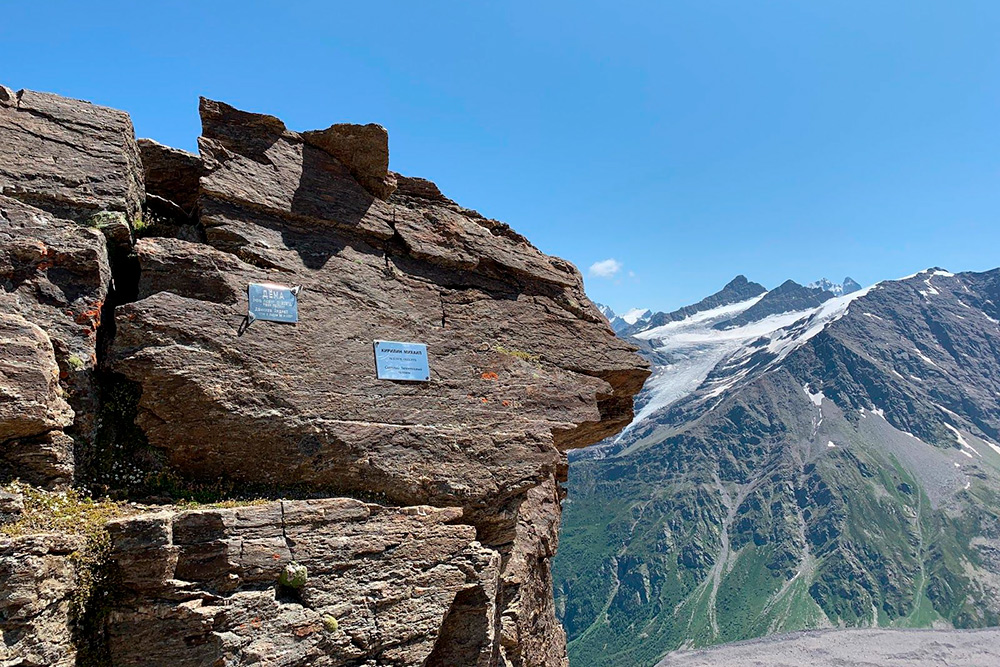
left=247, top=283, right=300, bottom=324
left=374, top=340, right=430, bottom=381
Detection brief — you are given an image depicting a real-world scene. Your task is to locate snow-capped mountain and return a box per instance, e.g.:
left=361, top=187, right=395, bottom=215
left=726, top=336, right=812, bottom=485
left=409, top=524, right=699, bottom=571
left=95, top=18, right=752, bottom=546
left=623, top=275, right=766, bottom=336
left=611, top=277, right=867, bottom=438
left=808, top=276, right=862, bottom=296
left=558, top=267, right=1000, bottom=666
left=596, top=302, right=651, bottom=333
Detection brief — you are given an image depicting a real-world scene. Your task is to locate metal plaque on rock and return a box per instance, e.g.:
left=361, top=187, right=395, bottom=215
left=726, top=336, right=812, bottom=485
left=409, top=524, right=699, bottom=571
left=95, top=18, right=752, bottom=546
left=373, top=340, right=430, bottom=381
left=247, top=283, right=300, bottom=324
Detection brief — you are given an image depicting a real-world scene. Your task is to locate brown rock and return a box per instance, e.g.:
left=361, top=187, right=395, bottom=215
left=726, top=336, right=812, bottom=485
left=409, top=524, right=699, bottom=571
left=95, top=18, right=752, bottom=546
left=303, top=123, right=398, bottom=200
left=0, top=87, right=647, bottom=666
left=0, top=85, right=144, bottom=465
left=0, top=86, right=144, bottom=224
left=0, top=491, right=24, bottom=524
left=0, top=195, right=111, bottom=449
left=136, top=138, right=201, bottom=215
left=103, top=98, right=647, bottom=665
left=394, top=173, right=447, bottom=202
left=104, top=499, right=501, bottom=667
left=0, top=533, right=85, bottom=667
left=0, top=313, right=75, bottom=485
left=0, top=431, right=76, bottom=488
left=496, top=475, right=570, bottom=667
left=112, top=99, right=647, bottom=524
left=0, top=313, right=73, bottom=441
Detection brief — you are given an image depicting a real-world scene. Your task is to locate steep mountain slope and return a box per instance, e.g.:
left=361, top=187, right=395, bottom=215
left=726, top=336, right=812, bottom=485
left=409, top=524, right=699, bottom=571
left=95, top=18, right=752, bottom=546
left=623, top=276, right=766, bottom=337
left=555, top=269, right=1000, bottom=667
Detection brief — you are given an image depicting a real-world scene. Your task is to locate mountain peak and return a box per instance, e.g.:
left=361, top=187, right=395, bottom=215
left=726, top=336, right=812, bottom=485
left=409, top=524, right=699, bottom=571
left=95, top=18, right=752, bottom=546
left=596, top=303, right=651, bottom=333
left=774, top=279, right=805, bottom=292
left=809, top=277, right=862, bottom=296
left=714, top=279, right=833, bottom=330
left=595, top=302, right=616, bottom=319
left=625, top=276, right=767, bottom=335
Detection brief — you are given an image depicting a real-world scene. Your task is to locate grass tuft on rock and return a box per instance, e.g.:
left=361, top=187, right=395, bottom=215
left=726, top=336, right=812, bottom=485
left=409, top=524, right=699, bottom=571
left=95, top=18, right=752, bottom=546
left=0, top=480, right=136, bottom=540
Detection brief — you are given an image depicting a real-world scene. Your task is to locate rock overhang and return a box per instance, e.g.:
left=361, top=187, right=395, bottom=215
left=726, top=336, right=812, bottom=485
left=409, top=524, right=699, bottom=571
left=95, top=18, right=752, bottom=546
left=110, top=95, right=650, bottom=517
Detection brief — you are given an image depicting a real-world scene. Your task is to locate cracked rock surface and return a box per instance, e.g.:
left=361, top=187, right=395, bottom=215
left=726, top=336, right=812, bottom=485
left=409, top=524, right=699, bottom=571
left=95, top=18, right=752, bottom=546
left=0, top=533, right=85, bottom=667
left=106, top=500, right=502, bottom=667
left=0, top=86, right=647, bottom=666
left=1, top=84, right=127, bottom=484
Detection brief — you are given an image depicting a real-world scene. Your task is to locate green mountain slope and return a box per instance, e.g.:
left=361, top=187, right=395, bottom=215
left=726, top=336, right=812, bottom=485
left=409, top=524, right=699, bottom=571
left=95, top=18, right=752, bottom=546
left=556, top=269, right=1000, bottom=667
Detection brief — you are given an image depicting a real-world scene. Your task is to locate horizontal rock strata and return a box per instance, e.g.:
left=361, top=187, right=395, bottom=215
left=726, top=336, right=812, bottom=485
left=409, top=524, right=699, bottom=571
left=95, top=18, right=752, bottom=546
left=105, top=500, right=499, bottom=666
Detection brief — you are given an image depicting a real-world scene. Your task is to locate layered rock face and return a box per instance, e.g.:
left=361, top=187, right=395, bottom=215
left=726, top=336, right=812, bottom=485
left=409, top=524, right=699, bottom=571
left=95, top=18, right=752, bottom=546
left=0, top=85, right=144, bottom=224
left=0, top=533, right=85, bottom=667
left=0, top=85, right=647, bottom=665
left=105, top=500, right=499, bottom=667
left=1, top=86, right=127, bottom=486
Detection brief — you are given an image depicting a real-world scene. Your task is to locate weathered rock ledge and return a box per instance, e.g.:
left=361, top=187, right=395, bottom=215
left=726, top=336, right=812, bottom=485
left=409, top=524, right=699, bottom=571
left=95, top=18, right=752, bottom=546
left=0, top=84, right=648, bottom=665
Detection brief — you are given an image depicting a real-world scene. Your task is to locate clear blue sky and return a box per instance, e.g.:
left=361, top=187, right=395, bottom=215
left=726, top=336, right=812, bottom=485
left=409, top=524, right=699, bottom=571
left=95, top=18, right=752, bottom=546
left=4, top=1, right=998, bottom=313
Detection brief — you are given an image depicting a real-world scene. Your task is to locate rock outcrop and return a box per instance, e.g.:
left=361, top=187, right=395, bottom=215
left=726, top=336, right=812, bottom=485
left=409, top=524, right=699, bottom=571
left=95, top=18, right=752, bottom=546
left=0, top=313, right=73, bottom=486
left=0, top=84, right=648, bottom=665
left=0, top=85, right=143, bottom=225
left=105, top=500, right=499, bottom=666
left=136, top=138, right=201, bottom=216
left=0, top=533, right=84, bottom=667
left=0, top=182, right=115, bottom=486
left=112, top=97, right=645, bottom=524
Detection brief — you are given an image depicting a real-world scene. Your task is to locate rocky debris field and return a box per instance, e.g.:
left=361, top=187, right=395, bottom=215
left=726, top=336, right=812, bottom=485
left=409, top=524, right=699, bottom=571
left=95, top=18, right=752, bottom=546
left=0, top=83, right=648, bottom=666
left=655, top=627, right=1000, bottom=667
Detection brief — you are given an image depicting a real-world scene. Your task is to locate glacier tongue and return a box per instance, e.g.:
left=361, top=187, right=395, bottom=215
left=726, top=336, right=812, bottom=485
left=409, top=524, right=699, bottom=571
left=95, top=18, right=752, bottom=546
left=622, top=283, right=875, bottom=435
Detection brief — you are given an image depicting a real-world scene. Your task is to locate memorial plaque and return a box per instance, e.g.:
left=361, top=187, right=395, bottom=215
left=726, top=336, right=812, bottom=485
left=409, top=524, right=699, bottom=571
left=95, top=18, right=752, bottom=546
left=373, top=340, right=430, bottom=381
left=247, top=283, right=300, bottom=324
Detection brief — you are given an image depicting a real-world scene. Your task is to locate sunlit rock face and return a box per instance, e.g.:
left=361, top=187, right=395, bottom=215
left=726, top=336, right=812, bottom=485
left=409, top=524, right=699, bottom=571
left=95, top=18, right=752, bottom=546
left=1, top=85, right=131, bottom=485
left=0, top=85, right=647, bottom=666
left=111, top=96, right=646, bottom=532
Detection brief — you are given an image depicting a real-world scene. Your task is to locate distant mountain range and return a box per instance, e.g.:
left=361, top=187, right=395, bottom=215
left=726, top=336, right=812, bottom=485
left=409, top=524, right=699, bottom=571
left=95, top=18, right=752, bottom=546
left=599, top=277, right=861, bottom=337
left=597, top=303, right=652, bottom=333
left=557, top=269, right=1000, bottom=667
left=808, top=276, right=862, bottom=296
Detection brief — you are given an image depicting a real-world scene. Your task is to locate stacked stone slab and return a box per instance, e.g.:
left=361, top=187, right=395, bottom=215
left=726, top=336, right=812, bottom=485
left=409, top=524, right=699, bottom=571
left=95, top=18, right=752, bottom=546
left=0, top=85, right=143, bottom=224
left=1, top=85, right=143, bottom=486
left=105, top=500, right=498, bottom=667
left=0, top=85, right=648, bottom=666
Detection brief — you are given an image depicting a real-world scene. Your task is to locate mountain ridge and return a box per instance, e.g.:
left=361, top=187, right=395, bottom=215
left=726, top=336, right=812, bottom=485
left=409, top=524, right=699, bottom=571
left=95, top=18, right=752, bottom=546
left=556, top=266, right=1000, bottom=667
